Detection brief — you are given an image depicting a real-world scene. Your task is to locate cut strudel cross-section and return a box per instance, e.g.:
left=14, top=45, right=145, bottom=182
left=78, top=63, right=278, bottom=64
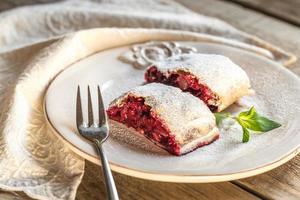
left=107, top=83, right=219, bottom=156
left=145, top=54, right=252, bottom=112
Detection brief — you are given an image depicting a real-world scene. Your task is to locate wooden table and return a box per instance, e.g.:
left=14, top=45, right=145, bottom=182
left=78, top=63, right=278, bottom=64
left=0, top=0, right=299, bottom=199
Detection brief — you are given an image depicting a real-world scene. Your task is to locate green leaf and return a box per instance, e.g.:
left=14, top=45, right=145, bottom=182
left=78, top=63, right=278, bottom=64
left=214, top=106, right=281, bottom=143
left=253, top=116, right=281, bottom=132
left=242, top=127, right=250, bottom=143
left=237, top=107, right=281, bottom=132
left=214, top=112, right=231, bottom=126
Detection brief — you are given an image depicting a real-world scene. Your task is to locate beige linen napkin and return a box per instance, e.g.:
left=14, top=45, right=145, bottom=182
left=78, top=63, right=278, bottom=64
left=0, top=0, right=295, bottom=200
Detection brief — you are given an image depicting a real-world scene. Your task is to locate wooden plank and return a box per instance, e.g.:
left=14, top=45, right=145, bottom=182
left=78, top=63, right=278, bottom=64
left=0, top=0, right=299, bottom=199
left=0, top=167, right=260, bottom=199
left=0, top=0, right=61, bottom=12
left=76, top=161, right=260, bottom=200
left=175, top=0, right=300, bottom=199
left=0, top=190, right=33, bottom=200
left=233, top=155, right=300, bottom=199
left=0, top=0, right=259, bottom=199
left=175, top=0, right=300, bottom=76
left=227, top=0, right=300, bottom=27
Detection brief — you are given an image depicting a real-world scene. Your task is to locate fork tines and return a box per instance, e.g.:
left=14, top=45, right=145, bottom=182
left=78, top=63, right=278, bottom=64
left=76, top=85, right=107, bottom=128
left=97, top=85, right=106, bottom=126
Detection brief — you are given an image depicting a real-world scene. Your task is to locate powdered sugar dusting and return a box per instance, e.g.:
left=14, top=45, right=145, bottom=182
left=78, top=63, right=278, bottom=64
left=47, top=42, right=300, bottom=175
left=152, top=54, right=252, bottom=111
left=109, top=120, right=166, bottom=154
left=100, top=44, right=300, bottom=174
left=109, top=83, right=217, bottom=148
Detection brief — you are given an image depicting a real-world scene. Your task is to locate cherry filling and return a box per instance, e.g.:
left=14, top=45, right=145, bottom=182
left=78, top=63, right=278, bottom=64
left=145, top=66, right=218, bottom=111
left=107, top=96, right=181, bottom=155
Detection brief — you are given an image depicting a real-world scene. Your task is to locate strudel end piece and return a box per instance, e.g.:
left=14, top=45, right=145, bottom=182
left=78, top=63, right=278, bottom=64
left=107, top=83, right=219, bottom=156
left=145, top=54, right=252, bottom=112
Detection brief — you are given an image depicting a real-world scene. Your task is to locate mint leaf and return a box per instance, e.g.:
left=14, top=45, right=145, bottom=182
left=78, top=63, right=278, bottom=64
left=214, top=112, right=231, bottom=126
left=253, top=115, right=281, bottom=132
left=237, top=107, right=281, bottom=132
left=214, top=106, right=281, bottom=143
left=242, top=127, right=250, bottom=143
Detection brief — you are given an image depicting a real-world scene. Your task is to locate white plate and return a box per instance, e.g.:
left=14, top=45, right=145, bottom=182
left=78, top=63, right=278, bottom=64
left=45, top=41, right=300, bottom=183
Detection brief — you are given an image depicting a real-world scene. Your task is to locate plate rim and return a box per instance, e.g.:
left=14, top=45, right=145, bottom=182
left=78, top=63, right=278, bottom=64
left=44, top=103, right=299, bottom=182
left=43, top=41, right=300, bottom=182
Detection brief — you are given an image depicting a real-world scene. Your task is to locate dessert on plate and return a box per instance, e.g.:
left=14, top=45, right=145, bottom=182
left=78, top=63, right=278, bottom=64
left=107, top=83, right=219, bottom=155
left=145, top=54, right=252, bottom=112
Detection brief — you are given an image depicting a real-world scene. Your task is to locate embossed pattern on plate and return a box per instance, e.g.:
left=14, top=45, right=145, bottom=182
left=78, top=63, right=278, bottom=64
left=45, top=42, right=300, bottom=182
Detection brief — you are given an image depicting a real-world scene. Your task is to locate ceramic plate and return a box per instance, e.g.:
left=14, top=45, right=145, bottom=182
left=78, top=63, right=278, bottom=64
left=44, top=41, right=300, bottom=183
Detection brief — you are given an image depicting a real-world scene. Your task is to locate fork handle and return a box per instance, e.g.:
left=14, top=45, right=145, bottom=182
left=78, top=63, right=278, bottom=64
left=95, top=141, right=119, bottom=200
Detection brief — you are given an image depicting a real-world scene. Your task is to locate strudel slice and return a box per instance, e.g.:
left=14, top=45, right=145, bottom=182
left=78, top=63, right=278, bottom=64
left=145, top=54, right=252, bottom=112
left=107, top=83, right=219, bottom=156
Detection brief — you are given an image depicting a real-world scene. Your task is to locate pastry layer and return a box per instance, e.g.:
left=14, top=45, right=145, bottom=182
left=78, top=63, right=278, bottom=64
left=181, top=127, right=219, bottom=155
left=107, top=95, right=180, bottom=155
left=145, top=66, right=219, bottom=111
left=145, top=54, right=252, bottom=111
left=107, top=83, right=219, bottom=155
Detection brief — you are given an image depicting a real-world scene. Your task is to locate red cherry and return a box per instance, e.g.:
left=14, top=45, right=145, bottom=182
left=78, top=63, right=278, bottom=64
left=107, top=95, right=181, bottom=155
left=145, top=70, right=216, bottom=111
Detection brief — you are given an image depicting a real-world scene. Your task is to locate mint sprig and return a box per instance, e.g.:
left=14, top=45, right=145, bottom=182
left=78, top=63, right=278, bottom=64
left=214, top=112, right=231, bottom=126
left=214, top=106, right=281, bottom=143
left=241, top=126, right=250, bottom=143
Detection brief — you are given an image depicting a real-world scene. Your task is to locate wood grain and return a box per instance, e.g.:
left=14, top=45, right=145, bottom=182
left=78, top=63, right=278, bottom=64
left=228, top=0, right=300, bottom=26
left=0, top=0, right=300, bottom=199
left=0, top=190, right=34, bottom=200
left=176, top=0, right=300, bottom=199
left=233, top=155, right=300, bottom=200
left=0, top=0, right=61, bottom=12
left=0, top=0, right=261, bottom=199
left=76, top=161, right=260, bottom=200
left=176, top=0, right=300, bottom=75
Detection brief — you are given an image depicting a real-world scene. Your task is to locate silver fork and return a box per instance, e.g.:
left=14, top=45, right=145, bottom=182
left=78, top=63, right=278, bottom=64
left=76, top=85, right=119, bottom=200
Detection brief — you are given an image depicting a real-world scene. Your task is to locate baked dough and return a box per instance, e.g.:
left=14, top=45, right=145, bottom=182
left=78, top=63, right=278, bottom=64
left=145, top=54, right=252, bottom=111
left=107, top=83, right=219, bottom=155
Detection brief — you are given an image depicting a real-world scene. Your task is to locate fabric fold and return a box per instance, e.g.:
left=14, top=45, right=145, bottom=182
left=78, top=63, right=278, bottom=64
left=0, top=0, right=296, bottom=65
left=0, top=0, right=296, bottom=199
